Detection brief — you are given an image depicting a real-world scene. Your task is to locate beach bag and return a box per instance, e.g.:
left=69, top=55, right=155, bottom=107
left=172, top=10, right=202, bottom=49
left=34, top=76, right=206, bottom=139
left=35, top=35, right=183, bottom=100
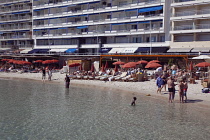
left=202, top=88, right=209, bottom=93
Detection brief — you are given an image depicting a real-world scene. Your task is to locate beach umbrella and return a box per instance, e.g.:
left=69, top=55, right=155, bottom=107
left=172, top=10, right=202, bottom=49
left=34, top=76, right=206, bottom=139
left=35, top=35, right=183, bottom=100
left=101, top=64, right=105, bottom=72
left=34, top=60, right=43, bottom=63
left=148, top=60, right=160, bottom=64
left=114, top=65, right=118, bottom=72
left=42, top=60, right=52, bottom=64
left=122, top=62, right=137, bottom=68
left=195, top=62, right=210, bottom=67
left=90, top=64, right=95, bottom=72
left=113, top=61, right=125, bottom=65
left=69, top=63, right=81, bottom=67
left=136, top=60, right=148, bottom=64
left=145, top=62, right=162, bottom=69
left=50, top=59, right=59, bottom=63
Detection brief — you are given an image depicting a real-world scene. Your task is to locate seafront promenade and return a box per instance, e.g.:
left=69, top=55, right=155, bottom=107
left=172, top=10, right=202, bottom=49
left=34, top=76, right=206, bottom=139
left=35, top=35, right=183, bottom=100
left=0, top=72, right=210, bottom=108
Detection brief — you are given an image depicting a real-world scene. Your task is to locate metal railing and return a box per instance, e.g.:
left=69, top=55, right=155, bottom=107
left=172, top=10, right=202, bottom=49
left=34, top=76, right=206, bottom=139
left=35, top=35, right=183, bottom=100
left=0, top=16, right=31, bottom=22
left=33, top=13, right=163, bottom=29
left=34, top=27, right=163, bottom=38
left=173, top=24, right=210, bottom=31
left=172, top=0, right=196, bottom=3
left=173, top=9, right=210, bottom=17
left=0, top=35, right=32, bottom=39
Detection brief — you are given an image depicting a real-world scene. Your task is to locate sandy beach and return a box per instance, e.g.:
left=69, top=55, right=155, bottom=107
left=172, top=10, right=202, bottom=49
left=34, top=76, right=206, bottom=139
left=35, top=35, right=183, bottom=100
left=0, top=71, right=210, bottom=107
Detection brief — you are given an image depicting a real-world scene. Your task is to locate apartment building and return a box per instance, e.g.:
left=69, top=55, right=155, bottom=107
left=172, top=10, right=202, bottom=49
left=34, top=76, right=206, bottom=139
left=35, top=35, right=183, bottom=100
left=32, top=0, right=171, bottom=54
left=169, top=0, right=210, bottom=53
left=0, top=0, right=33, bottom=52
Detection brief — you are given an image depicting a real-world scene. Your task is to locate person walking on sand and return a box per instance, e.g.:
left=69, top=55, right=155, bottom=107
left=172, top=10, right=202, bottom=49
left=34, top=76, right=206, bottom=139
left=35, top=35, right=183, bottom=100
left=183, top=80, right=188, bottom=102
left=65, top=74, right=70, bottom=88
left=167, top=77, right=175, bottom=103
left=178, top=80, right=185, bottom=103
left=41, top=67, right=46, bottom=82
left=156, top=75, right=164, bottom=94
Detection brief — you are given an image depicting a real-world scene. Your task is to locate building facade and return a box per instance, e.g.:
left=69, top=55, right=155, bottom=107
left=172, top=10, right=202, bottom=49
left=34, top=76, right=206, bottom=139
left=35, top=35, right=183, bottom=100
left=32, top=0, right=170, bottom=54
left=0, top=0, right=33, bottom=51
left=170, top=0, right=210, bottom=53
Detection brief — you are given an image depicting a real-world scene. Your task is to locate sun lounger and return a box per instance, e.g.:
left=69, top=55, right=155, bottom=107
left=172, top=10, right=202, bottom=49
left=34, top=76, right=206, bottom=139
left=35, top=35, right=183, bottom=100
left=88, top=76, right=94, bottom=80
left=115, top=72, right=127, bottom=81
left=83, top=76, right=89, bottom=80
left=121, top=75, right=131, bottom=82
left=100, top=76, right=109, bottom=81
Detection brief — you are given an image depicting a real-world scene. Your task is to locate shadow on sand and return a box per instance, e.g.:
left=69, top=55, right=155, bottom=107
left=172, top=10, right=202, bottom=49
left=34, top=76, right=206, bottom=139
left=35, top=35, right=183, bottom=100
left=186, top=99, right=203, bottom=103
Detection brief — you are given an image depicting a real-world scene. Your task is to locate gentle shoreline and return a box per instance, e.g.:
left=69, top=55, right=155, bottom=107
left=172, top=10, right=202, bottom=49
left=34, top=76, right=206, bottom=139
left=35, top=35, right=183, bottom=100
left=1, top=72, right=210, bottom=108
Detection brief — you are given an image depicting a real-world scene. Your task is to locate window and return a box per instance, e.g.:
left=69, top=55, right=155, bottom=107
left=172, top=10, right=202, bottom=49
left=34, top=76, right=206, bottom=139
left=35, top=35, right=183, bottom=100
left=132, top=25, right=137, bottom=29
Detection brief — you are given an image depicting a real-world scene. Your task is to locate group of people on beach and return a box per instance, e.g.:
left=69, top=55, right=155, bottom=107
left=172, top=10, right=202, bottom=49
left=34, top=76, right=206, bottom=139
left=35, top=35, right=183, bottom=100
left=156, top=70, right=188, bottom=103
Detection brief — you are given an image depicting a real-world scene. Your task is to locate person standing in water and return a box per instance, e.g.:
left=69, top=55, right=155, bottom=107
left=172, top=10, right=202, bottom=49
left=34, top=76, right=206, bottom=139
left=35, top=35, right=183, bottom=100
left=131, top=97, right=137, bottom=106
left=65, top=74, right=70, bottom=88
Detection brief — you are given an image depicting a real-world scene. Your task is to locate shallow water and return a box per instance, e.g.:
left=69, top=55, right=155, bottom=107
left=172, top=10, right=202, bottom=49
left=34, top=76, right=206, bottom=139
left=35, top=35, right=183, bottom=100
left=0, top=78, right=210, bottom=140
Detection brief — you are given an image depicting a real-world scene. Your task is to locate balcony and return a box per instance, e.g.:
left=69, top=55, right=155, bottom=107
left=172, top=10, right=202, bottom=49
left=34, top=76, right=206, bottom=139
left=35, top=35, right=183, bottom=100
left=0, top=25, right=31, bottom=31
left=172, top=0, right=210, bottom=6
left=33, top=0, right=163, bottom=20
left=0, top=6, right=32, bottom=14
left=172, top=9, right=210, bottom=18
left=171, top=24, right=210, bottom=33
left=0, top=0, right=30, bottom=5
left=34, top=27, right=164, bottom=39
left=33, top=14, right=163, bottom=29
left=0, top=16, right=32, bottom=23
left=0, top=35, right=32, bottom=40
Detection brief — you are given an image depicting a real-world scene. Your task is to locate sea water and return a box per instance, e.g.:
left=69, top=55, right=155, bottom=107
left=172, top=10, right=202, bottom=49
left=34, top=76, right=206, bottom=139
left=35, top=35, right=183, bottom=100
left=0, top=78, right=210, bottom=140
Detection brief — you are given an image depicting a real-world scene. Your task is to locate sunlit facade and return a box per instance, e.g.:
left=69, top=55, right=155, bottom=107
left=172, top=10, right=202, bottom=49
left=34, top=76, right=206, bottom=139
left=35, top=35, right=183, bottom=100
left=169, top=0, right=210, bottom=53
left=32, top=0, right=170, bottom=54
left=0, top=0, right=33, bottom=50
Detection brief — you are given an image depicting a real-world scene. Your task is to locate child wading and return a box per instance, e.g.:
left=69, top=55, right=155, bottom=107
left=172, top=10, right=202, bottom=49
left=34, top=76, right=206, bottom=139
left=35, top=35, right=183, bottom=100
left=131, top=97, right=137, bottom=106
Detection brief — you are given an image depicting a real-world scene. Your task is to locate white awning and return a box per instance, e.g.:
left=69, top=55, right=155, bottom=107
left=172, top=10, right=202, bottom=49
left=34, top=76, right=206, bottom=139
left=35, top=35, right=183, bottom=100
left=191, top=48, right=210, bottom=52
left=167, top=48, right=192, bottom=53
left=20, top=49, right=32, bottom=54
left=108, top=48, right=125, bottom=54
left=121, top=48, right=138, bottom=53
left=49, top=49, right=67, bottom=52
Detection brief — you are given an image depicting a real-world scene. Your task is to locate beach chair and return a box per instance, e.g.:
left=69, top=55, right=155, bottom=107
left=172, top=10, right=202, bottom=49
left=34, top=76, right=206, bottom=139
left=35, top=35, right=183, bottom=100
left=83, top=76, right=89, bottom=80
left=121, top=75, right=131, bottom=82
left=88, top=76, right=94, bottom=80
left=115, top=72, right=127, bottom=81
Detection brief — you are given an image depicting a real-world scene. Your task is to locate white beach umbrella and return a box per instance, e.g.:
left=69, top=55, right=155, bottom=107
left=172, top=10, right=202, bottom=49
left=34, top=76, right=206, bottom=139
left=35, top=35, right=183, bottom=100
left=192, top=55, right=210, bottom=59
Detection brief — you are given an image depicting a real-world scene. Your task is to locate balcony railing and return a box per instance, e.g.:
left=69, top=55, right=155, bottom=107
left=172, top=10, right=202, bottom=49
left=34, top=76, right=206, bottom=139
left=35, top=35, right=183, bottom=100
left=0, top=0, right=30, bottom=5
left=173, top=9, right=210, bottom=17
left=0, top=16, right=32, bottom=22
left=172, top=0, right=196, bottom=3
left=1, top=44, right=33, bottom=48
left=0, top=25, right=31, bottom=31
left=33, top=0, right=162, bottom=15
left=33, top=14, right=163, bottom=29
left=0, top=35, right=32, bottom=40
left=34, top=27, right=163, bottom=38
left=0, top=6, right=31, bottom=14
left=173, top=24, right=210, bottom=30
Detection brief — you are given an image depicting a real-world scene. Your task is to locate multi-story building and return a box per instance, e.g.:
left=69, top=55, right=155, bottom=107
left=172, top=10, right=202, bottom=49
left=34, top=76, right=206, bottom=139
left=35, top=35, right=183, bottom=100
left=170, top=0, right=210, bottom=54
left=32, top=0, right=171, bottom=54
left=0, top=0, right=33, bottom=52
